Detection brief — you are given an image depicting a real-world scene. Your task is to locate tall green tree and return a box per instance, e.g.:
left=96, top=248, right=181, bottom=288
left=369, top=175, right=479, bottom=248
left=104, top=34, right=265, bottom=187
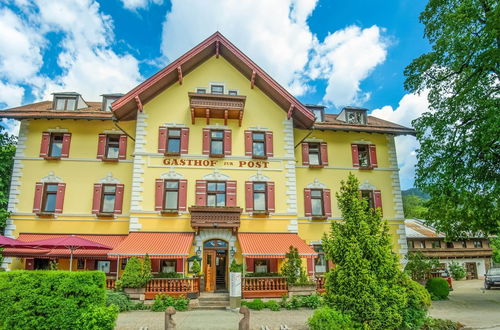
left=491, top=238, right=500, bottom=264
left=402, top=194, right=428, bottom=219
left=404, top=0, right=500, bottom=237
left=0, top=127, right=16, bottom=234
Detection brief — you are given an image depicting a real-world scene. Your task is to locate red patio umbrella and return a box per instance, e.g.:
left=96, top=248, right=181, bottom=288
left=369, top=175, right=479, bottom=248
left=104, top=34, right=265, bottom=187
left=0, top=234, right=28, bottom=248
left=25, top=235, right=112, bottom=271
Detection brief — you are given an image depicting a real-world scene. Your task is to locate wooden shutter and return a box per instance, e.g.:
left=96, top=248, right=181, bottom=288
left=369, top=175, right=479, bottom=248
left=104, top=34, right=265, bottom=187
left=92, top=184, right=103, bottom=214
left=158, top=126, right=167, bottom=154
left=61, top=133, right=71, bottom=158
left=195, top=180, right=207, bottom=206
left=152, top=259, right=160, bottom=273
left=351, top=144, right=360, bottom=167
left=369, top=144, right=378, bottom=167
left=226, top=180, right=237, bottom=206
left=114, top=184, right=124, bottom=214
left=245, top=181, right=253, bottom=212
left=301, top=143, right=309, bottom=165
left=323, top=189, right=332, bottom=217
left=202, top=129, right=210, bottom=155
left=374, top=190, right=383, bottom=214
left=39, top=132, right=50, bottom=157
left=223, top=129, right=232, bottom=155
left=25, top=258, right=35, bottom=270
left=265, top=131, right=273, bottom=157
left=155, top=179, right=164, bottom=211
left=110, top=260, right=118, bottom=273
left=320, top=142, right=328, bottom=166
left=267, top=182, right=275, bottom=213
left=244, top=131, right=252, bottom=156
left=118, top=135, right=127, bottom=160
left=307, top=257, right=314, bottom=276
left=97, top=134, right=106, bottom=159
left=304, top=188, right=312, bottom=216
left=176, top=259, right=183, bottom=273
left=246, top=258, right=254, bottom=272
left=86, top=260, right=96, bottom=270
left=55, top=183, right=66, bottom=213
left=269, top=259, right=278, bottom=273
left=178, top=179, right=187, bottom=211
left=33, top=182, right=44, bottom=213
left=180, top=128, right=189, bottom=154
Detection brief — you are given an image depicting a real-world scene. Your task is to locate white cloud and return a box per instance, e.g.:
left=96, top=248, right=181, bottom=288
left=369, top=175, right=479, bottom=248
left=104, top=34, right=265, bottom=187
left=161, top=0, right=318, bottom=96
left=0, top=81, right=25, bottom=108
left=120, top=0, right=163, bottom=10
left=309, top=25, right=388, bottom=107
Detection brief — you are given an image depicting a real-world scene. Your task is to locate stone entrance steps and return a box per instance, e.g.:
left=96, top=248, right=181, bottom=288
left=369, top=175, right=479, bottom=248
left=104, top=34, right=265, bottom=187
left=196, top=292, right=230, bottom=310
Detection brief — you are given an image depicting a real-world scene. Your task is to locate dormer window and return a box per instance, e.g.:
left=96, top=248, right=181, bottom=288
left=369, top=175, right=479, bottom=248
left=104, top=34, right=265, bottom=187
left=346, top=110, right=366, bottom=124
left=101, top=94, right=122, bottom=112
left=196, top=88, right=207, bottom=94
left=228, top=90, right=238, bottom=96
left=55, top=97, right=77, bottom=110
left=211, top=85, right=224, bottom=94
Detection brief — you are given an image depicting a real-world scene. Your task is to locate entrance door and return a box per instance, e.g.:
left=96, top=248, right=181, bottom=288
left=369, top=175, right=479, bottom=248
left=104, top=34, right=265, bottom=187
left=203, top=250, right=216, bottom=292
left=215, top=250, right=227, bottom=290
left=465, top=262, right=478, bottom=280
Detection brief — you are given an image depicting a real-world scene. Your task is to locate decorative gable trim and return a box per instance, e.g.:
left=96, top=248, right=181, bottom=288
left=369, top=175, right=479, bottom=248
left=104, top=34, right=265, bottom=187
left=203, top=170, right=230, bottom=181
left=307, top=178, right=327, bottom=189
left=99, top=173, right=121, bottom=184
left=161, top=169, right=185, bottom=180
left=248, top=170, right=271, bottom=182
left=359, top=180, right=377, bottom=190
left=40, top=171, right=63, bottom=183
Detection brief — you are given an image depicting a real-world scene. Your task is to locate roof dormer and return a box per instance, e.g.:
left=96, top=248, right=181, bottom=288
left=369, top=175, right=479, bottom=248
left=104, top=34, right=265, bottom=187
left=337, top=106, right=368, bottom=125
left=101, top=93, right=123, bottom=112
left=306, top=105, right=326, bottom=122
left=52, top=92, right=88, bottom=111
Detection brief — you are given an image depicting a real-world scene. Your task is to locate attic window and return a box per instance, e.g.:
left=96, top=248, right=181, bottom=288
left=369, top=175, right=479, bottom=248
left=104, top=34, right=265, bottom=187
left=228, top=90, right=238, bottom=96
left=196, top=88, right=207, bottom=94
left=211, top=85, right=224, bottom=94
left=311, top=108, right=324, bottom=122
left=55, top=97, right=77, bottom=110
left=102, top=96, right=120, bottom=112
left=346, top=110, right=366, bottom=124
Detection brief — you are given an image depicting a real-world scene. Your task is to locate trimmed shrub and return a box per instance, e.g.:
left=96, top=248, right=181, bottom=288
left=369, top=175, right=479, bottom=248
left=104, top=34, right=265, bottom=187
left=191, top=259, right=201, bottom=275
left=106, top=290, right=131, bottom=312
left=400, top=276, right=432, bottom=329
left=151, top=294, right=189, bottom=312
left=426, top=277, right=450, bottom=300
left=120, top=256, right=153, bottom=288
left=229, top=259, right=242, bottom=273
left=301, top=293, right=322, bottom=309
left=265, top=300, right=281, bottom=311
left=307, top=307, right=359, bottom=330
left=0, top=270, right=110, bottom=329
left=449, top=261, right=466, bottom=280
left=76, top=305, right=119, bottom=330
left=130, top=301, right=151, bottom=310
left=281, top=246, right=307, bottom=285
left=421, top=317, right=462, bottom=330
left=243, top=298, right=266, bottom=310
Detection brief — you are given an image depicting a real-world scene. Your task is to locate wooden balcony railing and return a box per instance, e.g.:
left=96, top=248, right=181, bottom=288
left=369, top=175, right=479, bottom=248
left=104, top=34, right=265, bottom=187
left=106, top=279, right=116, bottom=290
left=145, top=278, right=200, bottom=299
left=242, top=277, right=288, bottom=298
left=315, top=276, right=325, bottom=293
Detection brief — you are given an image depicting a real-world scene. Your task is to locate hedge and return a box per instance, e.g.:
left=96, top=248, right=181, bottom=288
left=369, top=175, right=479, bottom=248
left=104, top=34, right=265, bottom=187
left=0, top=270, right=116, bottom=330
left=426, top=277, right=450, bottom=300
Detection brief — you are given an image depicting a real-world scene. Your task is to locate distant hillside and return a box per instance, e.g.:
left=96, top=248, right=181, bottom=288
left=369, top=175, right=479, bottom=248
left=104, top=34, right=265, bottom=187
left=402, top=188, right=429, bottom=199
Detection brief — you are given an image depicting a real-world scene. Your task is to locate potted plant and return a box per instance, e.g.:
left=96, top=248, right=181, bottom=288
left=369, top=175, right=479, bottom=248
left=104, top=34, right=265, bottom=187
left=281, top=246, right=316, bottom=297
left=229, top=259, right=243, bottom=308
left=119, top=255, right=152, bottom=300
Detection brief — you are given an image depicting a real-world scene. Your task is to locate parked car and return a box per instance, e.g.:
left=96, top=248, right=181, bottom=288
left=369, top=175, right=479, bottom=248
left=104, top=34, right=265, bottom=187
left=484, top=268, right=500, bottom=290
left=431, top=269, right=453, bottom=290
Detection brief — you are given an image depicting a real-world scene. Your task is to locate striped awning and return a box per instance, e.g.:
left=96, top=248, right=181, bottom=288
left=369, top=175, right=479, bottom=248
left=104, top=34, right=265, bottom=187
left=238, top=233, right=317, bottom=259
left=108, top=232, right=194, bottom=259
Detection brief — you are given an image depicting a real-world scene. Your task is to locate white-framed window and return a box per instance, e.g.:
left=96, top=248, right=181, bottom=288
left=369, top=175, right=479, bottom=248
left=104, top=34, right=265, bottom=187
left=210, top=84, right=224, bottom=94
left=162, top=260, right=176, bottom=273
left=255, top=259, right=268, bottom=273
left=97, top=261, right=111, bottom=273
left=228, top=90, right=238, bottom=95
left=55, top=97, right=77, bottom=110
left=196, top=88, right=207, bottom=94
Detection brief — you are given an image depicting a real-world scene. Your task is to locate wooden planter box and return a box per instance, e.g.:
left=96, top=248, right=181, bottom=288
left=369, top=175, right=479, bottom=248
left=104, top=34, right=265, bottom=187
left=124, top=287, right=146, bottom=301
left=288, top=285, right=316, bottom=297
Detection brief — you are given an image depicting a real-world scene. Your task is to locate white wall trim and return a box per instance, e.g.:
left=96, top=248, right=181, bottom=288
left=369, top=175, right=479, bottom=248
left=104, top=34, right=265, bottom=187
left=40, top=171, right=63, bottom=183
left=99, top=172, right=121, bottom=184
left=306, top=178, right=327, bottom=189
left=47, top=127, right=69, bottom=133
left=203, top=170, right=230, bottom=181
left=359, top=180, right=377, bottom=191
left=161, top=168, right=185, bottom=180
left=248, top=170, right=271, bottom=182
left=195, top=229, right=237, bottom=264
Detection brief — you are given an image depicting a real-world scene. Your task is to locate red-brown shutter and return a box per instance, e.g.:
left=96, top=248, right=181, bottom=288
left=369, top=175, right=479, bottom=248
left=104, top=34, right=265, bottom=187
left=158, top=126, right=167, bottom=154
left=351, top=144, right=360, bottom=167
left=269, top=259, right=278, bottom=273
left=224, top=129, right=232, bottom=155
left=118, top=135, right=127, bottom=160
left=369, top=144, right=378, bottom=168
left=97, top=134, right=106, bottom=159
left=25, top=258, right=35, bottom=270
left=226, top=180, right=237, bottom=206
left=114, top=184, right=124, bottom=214
left=180, top=128, right=189, bottom=154
left=244, top=131, right=252, bottom=156
left=178, top=179, right=187, bottom=211
left=320, top=142, right=328, bottom=166
left=152, top=259, right=160, bottom=273
left=265, top=131, right=273, bottom=157
left=245, top=181, right=253, bottom=212
left=246, top=258, right=254, bottom=272
left=195, top=180, right=207, bottom=206
left=176, top=259, right=183, bottom=273
left=92, top=184, right=103, bottom=214
left=374, top=190, right=383, bottom=213
left=61, top=133, right=71, bottom=158
left=33, top=182, right=44, bottom=213
left=267, top=182, right=275, bottom=213
left=55, top=183, right=66, bottom=213
left=302, top=143, right=309, bottom=165
left=307, top=257, right=314, bottom=276
left=323, top=189, right=332, bottom=217
left=86, top=260, right=96, bottom=270
left=304, top=188, right=312, bottom=216
left=40, top=132, right=50, bottom=157
left=202, top=129, right=210, bottom=155
left=110, top=260, right=118, bottom=273
left=155, top=179, right=164, bottom=211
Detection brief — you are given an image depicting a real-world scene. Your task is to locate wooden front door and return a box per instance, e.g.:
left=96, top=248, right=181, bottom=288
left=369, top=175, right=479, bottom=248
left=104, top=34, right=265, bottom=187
left=466, top=262, right=478, bottom=280
left=203, top=250, right=216, bottom=292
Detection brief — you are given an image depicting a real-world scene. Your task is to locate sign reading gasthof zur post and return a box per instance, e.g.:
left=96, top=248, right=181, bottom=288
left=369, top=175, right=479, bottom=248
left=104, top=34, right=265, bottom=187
left=162, top=158, right=272, bottom=168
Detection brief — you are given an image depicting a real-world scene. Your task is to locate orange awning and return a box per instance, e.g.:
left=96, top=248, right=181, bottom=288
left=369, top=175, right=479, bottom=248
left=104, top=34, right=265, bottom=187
left=108, top=232, right=194, bottom=259
left=238, top=233, right=317, bottom=259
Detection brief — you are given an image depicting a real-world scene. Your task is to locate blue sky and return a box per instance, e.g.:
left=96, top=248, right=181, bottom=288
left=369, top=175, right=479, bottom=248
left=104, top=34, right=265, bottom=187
left=0, top=0, right=432, bottom=189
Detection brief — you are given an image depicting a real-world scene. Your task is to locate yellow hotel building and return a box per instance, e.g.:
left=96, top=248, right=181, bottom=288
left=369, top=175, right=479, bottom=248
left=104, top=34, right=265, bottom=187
left=1, top=33, right=414, bottom=292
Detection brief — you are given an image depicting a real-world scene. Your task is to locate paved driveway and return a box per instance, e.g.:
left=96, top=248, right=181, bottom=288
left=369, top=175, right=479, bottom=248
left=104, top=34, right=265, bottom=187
left=429, top=279, right=500, bottom=329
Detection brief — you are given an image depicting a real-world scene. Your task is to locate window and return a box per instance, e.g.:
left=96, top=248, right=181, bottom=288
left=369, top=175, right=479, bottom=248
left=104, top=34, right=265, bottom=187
left=210, top=85, right=224, bottom=94
left=314, top=246, right=328, bottom=273
left=49, top=134, right=64, bottom=158
left=407, top=240, right=415, bottom=249
left=346, top=110, right=366, bottom=124
left=102, top=97, right=119, bottom=111
left=164, top=180, right=179, bottom=210
left=431, top=241, right=441, bottom=248
left=161, top=260, right=176, bottom=273
left=196, top=88, right=207, bottom=94
left=254, top=259, right=268, bottom=273
left=100, top=185, right=117, bottom=213
left=473, top=240, right=483, bottom=248
left=308, top=143, right=321, bottom=165
left=77, top=258, right=85, bottom=270
left=121, top=258, right=128, bottom=270
left=253, top=183, right=267, bottom=211
left=311, top=190, right=324, bottom=216
left=42, top=184, right=58, bottom=213
left=357, top=144, right=370, bottom=167
left=210, top=130, right=224, bottom=156
left=105, top=135, right=120, bottom=159
left=54, top=97, right=77, bottom=110
left=167, top=129, right=181, bottom=154
left=207, top=182, right=226, bottom=207
left=228, top=90, right=238, bottom=95
left=361, top=190, right=375, bottom=210
left=97, top=261, right=111, bottom=273
left=252, top=132, right=266, bottom=158
left=446, top=242, right=454, bottom=248
left=418, top=241, right=426, bottom=248
left=311, top=108, right=324, bottom=122
left=461, top=240, right=467, bottom=248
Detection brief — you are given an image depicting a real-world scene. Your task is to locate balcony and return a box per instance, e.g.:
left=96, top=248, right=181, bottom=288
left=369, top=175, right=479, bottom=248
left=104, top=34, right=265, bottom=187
left=189, top=206, right=242, bottom=233
left=188, top=92, right=246, bottom=126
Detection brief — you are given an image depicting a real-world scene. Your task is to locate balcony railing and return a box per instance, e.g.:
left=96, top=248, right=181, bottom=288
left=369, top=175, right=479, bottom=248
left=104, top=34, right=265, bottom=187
left=316, top=276, right=325, bottom=293
left=242, top=277, right=288, bottom=298
left=145, top=278, right=200, bottom=299
left=106, top=279, right=116, bottom=290
left=188, top=92, right=246, bottom=126
left=189, top=206, right=242, bottom=233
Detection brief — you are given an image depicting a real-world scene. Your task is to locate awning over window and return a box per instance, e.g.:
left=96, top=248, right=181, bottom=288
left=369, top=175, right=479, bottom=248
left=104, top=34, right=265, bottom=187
left=108, top=232, right=194, bottom=259
left=238, top=233, right=317, bottom=259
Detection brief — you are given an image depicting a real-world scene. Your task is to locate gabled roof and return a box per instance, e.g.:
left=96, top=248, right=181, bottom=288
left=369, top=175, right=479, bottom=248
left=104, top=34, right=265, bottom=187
left=0, top=101, right=112, bottom=120
left=112, top=32, right=315, bottom=128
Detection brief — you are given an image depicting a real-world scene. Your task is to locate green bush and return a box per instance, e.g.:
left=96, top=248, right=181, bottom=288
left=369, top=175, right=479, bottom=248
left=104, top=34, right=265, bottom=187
left=281, top=246, right=307, bottom=285
left=244, top=272, right=281, bottom=277
left=130, top=301, right=151, bottom=310
left=76, top=305, right=119, bottom=330
left=106, top=290, right=131, bottom=312
left=400, top=277, right=431, bottom=329
left=426, top=277, right=450, bottom=300
left=449, top=261, right=466, bottom=280
left=307, top=307, right=359, bottom=330
left=421, top=317, right=462, bottom=330
left=301, top=293, right=322, bottom=309
left=265, top=300, right=281, bottom=311
left=0, top=270, right=110, bottom=329
left=229, top=259, right=243, bottom=272
left=143, top=254, right=153, bottom=283
left=154, top=272, right=183, bottom=278
left=243, top=298, right=266, bottom=310
left=151, top=294, right=189, bottom=312
left=191, top=259, right=201, bottom=275
left=120, top=257, right=152, bottom=288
